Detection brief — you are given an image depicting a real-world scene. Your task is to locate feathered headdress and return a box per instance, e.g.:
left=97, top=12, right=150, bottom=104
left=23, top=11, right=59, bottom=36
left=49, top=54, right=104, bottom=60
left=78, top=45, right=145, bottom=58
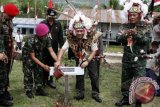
left=123, top=0, right=148, bottom=20
left=68, top=12, right=93, bottom=39
left=69, top=11, right=93, bottom=31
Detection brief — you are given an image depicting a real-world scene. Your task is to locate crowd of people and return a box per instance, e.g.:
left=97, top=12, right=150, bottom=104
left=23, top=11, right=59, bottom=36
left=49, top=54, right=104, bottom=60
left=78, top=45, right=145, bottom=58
left=0, top=0, right=160, bottom=106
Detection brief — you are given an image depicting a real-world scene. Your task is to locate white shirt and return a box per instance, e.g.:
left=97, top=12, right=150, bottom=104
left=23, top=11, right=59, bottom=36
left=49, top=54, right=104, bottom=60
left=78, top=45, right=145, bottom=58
left=62, top=39, right=98, bottom=52
left=146, top=54, right=156, bottom=69
left=152, top=24, right=160, bottom=42
left=15, top=33, right=23, bottom=43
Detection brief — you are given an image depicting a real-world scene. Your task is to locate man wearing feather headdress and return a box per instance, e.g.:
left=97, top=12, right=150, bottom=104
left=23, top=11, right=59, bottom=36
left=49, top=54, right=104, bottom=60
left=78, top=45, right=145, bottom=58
left=115, top=0, right=151, bottom=106
left=54, top=12, right=102, bottom=103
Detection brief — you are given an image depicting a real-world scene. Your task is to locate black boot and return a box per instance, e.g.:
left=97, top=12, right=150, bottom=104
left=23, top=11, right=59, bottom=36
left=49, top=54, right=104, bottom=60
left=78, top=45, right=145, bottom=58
left=0, top=94, right=13, bottom=106
left=35, top=89, right=47, bottom=96
left=74, top=92, right=84, bottom=100
left=135, top=100, right=142, bottom=107
left=47, top=76, right=56, bottom=89
left=26, top=91, right=34, bottom=98
left=3, top=90, right=13, bottom=101
left=47, top=81, right=56, bottom=89
left=0, top=99, right=13, bottom=106
left=115, top=96, right=129, bottom=106
left=92, top=94, right=102, bottom=103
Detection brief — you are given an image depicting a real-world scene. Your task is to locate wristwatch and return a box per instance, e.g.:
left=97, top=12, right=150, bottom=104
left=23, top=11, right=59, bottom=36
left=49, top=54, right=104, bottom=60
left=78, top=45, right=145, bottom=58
left=86, top=57, right=91, bottom=63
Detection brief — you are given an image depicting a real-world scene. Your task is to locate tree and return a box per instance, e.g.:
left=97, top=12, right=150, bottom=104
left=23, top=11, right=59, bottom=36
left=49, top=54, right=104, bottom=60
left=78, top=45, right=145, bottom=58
left=109, top=0, right=121, bottom=10
left=154, top=6, right=160, bottom=12
left=0, top=0, right=17, bottom=4
left=100, top=3, right=107, bottom=9
left=16, top=0, right=65, bottom=18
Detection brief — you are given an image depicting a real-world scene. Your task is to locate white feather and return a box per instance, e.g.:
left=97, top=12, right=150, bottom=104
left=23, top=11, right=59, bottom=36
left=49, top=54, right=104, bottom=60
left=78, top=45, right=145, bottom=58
left=123, top=0, right=149, bottom=20
left=69, top=11, right=93, bottom=30
left=119, top=0, right=127, bottom=5
left=91, top=4, right=98, bottom=18
left=130, top=0, right=143, bottom=5
left=69, top=19, right=74, bottom=30
left=124, top=2, right=132, bottom=14
left=83, top=17, right=92, bottom=29
left=141, top=3, right=148, bottom=17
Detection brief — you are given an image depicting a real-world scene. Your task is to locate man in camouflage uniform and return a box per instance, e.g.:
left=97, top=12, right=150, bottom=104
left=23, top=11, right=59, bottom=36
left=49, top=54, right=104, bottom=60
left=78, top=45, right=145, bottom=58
left=22, top=24, right=57, bottom=98
left=55, top=13, right=102, bottom=103
left=0, top=4, right=19, bottom=106
left=115, top=1, right=151, bottom=106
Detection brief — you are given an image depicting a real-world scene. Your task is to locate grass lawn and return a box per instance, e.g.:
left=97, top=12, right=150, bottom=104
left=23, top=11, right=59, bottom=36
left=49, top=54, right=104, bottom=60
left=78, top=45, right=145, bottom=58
left=9, top=58, right=160, bottom=107
left=105, top=45, right=123, bottom=53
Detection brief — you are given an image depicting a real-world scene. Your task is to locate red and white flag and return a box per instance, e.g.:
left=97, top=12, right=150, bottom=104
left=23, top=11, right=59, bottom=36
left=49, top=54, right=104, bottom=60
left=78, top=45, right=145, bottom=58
left=107, top=7, right=112, bottom=12
left=154, top=0, right=160, bottom=6
left=27, top=0, right=30, bottom=14
left=35, top=15, right=37, bottom=20
left=91, top=2, right=99, bottom=18
left=48, top=0, right=54, bottom=9
left=0, top=4, right=4, bottom=12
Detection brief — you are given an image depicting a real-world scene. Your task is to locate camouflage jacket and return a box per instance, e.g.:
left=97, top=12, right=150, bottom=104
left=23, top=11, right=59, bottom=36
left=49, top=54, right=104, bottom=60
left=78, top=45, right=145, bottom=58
left=117, top=21, right=151, bottom=65
left=22, top=35, right=52, bottom=66
left=0, top=13, right=14, bottom=58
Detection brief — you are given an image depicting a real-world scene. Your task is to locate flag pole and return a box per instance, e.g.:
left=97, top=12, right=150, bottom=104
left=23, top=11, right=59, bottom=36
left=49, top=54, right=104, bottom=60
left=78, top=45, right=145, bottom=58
left=108, top=4, right=112, bottom=48
left=34, top=0, right=37, bottom=25
left=27, top=0, right=29, bottom=18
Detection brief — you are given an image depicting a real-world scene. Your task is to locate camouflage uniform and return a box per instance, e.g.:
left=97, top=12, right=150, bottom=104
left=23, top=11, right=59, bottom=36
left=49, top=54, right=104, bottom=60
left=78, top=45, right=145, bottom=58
left=117, top=21, right=151, bottom=97
left=0, top=25, right=6, bottom=95
left=22, top=35, right=52, bottom=91
left=0, top=13, right=14, bottom=92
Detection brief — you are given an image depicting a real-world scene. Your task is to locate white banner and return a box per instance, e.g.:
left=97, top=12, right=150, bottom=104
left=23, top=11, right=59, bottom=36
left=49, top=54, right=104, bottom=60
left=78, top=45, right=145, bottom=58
left=50, top=67, right=84, bottom=76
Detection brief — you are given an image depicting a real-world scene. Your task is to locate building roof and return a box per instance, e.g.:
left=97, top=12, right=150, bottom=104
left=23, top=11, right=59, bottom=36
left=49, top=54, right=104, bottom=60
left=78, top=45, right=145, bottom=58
left=16, top=24, right=35, bottom=28
left=58, top=8, right=160, bottom=24
left=13, top=18, right=44, bottom=25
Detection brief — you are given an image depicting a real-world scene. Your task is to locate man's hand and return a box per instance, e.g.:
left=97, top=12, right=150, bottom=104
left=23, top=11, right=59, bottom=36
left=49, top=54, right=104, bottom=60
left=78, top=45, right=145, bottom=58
left=54, top=61, right=61, bottom=69
left=0, top=53, right=4, bottom=60
left=0, top=53, right=8, bottom=63
left=0, top=53, right=4, bottom=61
left=100, top=58, right=104, bottom=64
left=127, top=28, right=137, bottom=36
left=99, top=54, right=104, bottom=64
left=80, top=60, right=89, bottom=68
left=12, top=48, right=18, bottom=58
left=43, top=65, right=50, bottom=72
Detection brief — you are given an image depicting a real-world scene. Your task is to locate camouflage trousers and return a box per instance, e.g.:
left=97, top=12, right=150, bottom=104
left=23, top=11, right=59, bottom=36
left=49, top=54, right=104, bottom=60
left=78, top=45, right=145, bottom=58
left=0, top=61, right=7, bottom=94
left=4, top=59, right=12, bottom=88
left=23, top=61, right=44, bottom=92
left=121, top=63, right=146, bottom=97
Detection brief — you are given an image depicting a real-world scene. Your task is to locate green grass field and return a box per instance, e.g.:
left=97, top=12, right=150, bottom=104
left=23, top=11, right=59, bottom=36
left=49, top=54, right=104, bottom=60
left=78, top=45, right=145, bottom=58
left=10, top=61, right=160, bottom=107
left=105, top=45, right=123, bottom=53
left=9, top=58, right=160, bottom=107
left=10, top=59, right=122, bottom=107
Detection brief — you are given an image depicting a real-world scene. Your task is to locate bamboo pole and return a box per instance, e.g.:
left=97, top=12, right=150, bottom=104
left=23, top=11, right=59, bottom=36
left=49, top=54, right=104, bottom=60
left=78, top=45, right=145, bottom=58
left=34, top=0, right=37, bottom=25
left=64, top=75, right=68, bottom=107
left=108, top=6, right=112, bottom=48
